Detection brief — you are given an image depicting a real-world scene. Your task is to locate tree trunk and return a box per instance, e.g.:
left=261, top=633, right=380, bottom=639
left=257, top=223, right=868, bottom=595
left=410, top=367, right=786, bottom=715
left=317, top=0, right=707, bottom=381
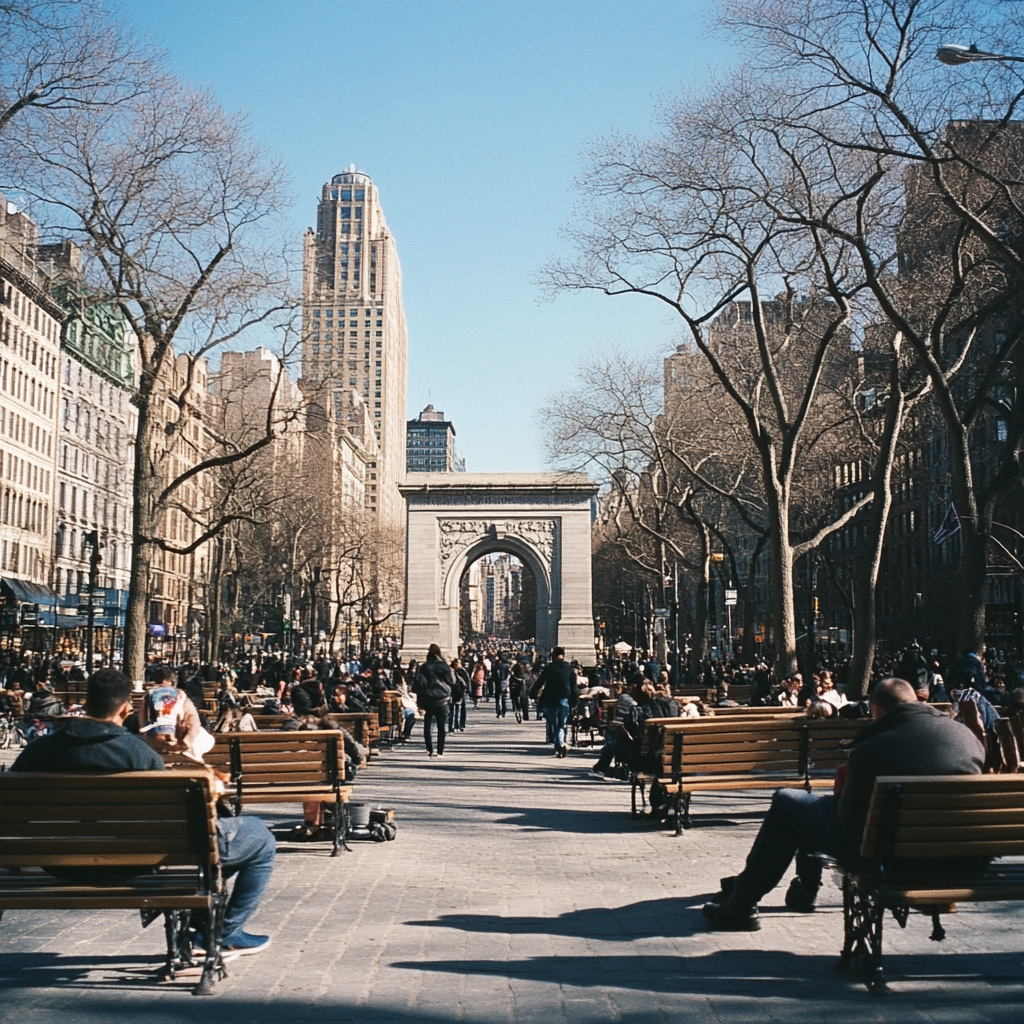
left=957, top=515, right=988, bottom=656
left=847, top=364, right=905, bottom=699
left=206, top=534, right=223, bottom=664
left=765, top=487, right=798, bottom=677
left=124, top=401, right=156, bottom=683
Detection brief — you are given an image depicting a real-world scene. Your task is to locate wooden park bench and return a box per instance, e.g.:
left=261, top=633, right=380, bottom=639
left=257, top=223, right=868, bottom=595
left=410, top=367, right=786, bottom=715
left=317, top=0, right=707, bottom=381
left=0, top=770, right=228, bottom=996
left=632, top=715, right=869, bottom=833
left=671, top=686, right=711, bottom=701
left=324, top=711, right=380, bottom=752
left=829, top=774, right=1024, bottom=994
left=378, top=692, right=405, bottom=747
left=995, top=711, right=1024, bottom=773
left=708, top=704, right=805, bottom=717
left=719, top=683, right=753, bottom=704
left=202, top=730, right=353, bottom=855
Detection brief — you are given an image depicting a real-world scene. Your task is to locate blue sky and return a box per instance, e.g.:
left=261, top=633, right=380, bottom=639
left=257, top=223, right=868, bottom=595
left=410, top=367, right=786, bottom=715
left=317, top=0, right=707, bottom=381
left=115, top=0, right=733, bottom=471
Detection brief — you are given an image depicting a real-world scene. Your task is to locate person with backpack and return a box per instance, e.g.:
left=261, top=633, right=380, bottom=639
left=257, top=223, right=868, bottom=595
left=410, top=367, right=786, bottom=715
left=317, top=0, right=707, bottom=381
left=412, top=644, right=453, bottom=758
left=493, top=656, right=511, bottom=719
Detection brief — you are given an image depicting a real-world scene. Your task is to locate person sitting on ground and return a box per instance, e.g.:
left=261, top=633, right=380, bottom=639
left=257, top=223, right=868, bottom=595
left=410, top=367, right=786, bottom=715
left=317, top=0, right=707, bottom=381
left=11, top=668, right=276, bottom=955
left=702, top=678, right=984, bottom=931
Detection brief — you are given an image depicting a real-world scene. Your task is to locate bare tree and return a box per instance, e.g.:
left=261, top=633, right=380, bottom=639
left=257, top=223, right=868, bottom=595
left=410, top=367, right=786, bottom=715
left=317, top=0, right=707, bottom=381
left=545, top=99, right=873, bottom=675
left=11, top=61, right=294, bottom=678
left=0, top=1, right=150, bottom=140
left=721, top=0, right=1024, bottom=656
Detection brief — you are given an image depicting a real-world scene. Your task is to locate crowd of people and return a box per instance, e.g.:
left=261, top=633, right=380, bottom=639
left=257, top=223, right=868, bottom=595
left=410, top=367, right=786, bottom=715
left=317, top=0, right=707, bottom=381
left=2, top=635, right=1021, bottom=950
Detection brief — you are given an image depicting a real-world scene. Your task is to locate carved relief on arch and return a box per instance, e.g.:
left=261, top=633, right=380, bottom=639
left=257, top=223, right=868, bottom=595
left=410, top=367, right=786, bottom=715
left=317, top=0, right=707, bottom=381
left=437, top=518, right=558, bottom=603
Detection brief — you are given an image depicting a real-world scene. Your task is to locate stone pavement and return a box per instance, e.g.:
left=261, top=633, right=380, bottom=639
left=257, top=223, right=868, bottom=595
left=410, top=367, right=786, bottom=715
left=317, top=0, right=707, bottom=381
left=1, top=707, right=1022, bottom=1022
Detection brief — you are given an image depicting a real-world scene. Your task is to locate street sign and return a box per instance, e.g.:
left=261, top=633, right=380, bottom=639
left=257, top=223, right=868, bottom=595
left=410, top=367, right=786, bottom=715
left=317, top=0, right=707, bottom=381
left=724, top=589, right=738, bottom=606
left=653, top=607, right=669, bottom=618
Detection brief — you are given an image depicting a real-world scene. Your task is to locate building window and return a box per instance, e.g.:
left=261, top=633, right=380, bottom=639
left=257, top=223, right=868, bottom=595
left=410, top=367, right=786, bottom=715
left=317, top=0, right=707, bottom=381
left=997, top=419, right=1008, bottom=442
left=341, top=207, right=351, bottom=219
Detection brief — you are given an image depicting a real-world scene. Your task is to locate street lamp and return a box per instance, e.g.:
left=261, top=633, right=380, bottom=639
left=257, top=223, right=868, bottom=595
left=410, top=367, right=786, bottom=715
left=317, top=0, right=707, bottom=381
left=936, top=43, right=1024, bottom=66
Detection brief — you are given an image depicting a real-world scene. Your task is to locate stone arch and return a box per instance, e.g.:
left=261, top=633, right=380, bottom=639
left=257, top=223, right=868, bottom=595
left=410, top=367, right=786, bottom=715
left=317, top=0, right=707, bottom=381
left=399, top=473, right=598, bottom=665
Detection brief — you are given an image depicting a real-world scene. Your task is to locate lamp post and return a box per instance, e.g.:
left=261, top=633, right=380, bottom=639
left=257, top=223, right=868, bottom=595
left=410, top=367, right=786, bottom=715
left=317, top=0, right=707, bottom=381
left=82, top=530, right=103, bottom=675
left=310, top=565, right=321, bottom=656
left=936, top=43, right=1024, bottom=65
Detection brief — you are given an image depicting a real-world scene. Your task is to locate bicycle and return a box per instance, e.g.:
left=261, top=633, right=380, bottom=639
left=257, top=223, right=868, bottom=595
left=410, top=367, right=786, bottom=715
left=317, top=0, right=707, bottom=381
left=0, top=711, right=19, bottom=750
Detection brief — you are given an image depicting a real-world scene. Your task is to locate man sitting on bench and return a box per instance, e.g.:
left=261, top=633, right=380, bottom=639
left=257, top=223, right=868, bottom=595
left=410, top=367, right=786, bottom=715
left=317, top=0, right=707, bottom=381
left=702, top=678, right=984, bottom=931
left=11, top=669, right=277, bottom=957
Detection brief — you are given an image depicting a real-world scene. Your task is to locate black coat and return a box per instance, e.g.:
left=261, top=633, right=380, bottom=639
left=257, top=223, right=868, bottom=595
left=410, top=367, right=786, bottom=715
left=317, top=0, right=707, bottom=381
left=412, top=655, right=453, bottom=709
left=531, top=660, right=578, bottom=708
left=838, top=701, right=984, bottom=839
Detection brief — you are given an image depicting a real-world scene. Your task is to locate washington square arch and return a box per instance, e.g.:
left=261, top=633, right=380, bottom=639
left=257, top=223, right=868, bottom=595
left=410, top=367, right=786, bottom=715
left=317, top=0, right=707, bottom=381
left=399, top=473, right=599, bottom=665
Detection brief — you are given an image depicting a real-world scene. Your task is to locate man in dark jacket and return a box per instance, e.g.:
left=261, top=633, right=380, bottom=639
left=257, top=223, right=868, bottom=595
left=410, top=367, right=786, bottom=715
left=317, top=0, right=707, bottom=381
left=531, top=647, right=578, bottom=757
left=12, top=669, right=276, bottom=956
left=412, top=644, right=453, bottom=758
left=703, top=678, right=984, bottom=931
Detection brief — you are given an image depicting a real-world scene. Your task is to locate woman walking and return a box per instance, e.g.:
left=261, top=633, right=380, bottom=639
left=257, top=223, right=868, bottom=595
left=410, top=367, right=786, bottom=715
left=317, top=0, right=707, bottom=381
left=471, top=659, right=486, bottom=709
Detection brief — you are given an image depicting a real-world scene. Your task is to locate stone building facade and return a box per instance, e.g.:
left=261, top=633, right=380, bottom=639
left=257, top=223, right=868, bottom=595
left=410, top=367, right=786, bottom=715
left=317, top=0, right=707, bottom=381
left=0, top=198, right=62, bottom=598
left=43, top=241, right=136, bottom=602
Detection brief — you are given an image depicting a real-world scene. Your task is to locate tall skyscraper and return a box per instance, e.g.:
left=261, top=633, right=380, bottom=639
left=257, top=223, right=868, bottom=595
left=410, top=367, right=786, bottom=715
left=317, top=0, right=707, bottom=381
left=301, top=166, right=408, bottom=537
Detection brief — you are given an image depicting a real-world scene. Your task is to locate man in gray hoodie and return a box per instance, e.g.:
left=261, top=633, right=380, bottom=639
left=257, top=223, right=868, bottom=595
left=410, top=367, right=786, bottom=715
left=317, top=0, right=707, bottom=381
left=702, top=678, right=984, bottom=931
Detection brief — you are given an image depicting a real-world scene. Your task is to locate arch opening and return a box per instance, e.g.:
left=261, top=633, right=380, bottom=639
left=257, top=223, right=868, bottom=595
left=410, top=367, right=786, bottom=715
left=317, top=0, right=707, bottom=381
left=459, top=552, right=539, bottom=644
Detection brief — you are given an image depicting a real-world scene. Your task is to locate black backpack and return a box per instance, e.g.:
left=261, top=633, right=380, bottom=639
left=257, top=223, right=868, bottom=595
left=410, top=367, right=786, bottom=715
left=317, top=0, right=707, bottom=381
left=415, top=664, right=451, bottom=704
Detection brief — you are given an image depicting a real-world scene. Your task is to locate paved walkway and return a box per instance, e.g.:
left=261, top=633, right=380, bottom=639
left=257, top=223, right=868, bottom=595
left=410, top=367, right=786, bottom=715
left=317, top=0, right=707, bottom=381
left=1, top=706, right=1022, bottom=1022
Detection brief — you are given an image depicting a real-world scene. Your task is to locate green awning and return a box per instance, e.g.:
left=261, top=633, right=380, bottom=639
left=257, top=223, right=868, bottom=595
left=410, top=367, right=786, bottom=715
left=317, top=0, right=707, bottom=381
left=1, top=577, right=58, bottom=605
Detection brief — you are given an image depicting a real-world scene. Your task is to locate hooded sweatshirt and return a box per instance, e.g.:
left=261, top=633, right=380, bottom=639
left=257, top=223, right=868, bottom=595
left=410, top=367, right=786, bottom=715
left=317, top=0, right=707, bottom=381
left=11, top=718, right=165, bottom=773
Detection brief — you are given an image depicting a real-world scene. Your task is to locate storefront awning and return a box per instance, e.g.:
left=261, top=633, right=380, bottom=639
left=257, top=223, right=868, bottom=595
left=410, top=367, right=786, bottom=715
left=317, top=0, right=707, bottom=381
left=1, top=577, right=58, bottom=605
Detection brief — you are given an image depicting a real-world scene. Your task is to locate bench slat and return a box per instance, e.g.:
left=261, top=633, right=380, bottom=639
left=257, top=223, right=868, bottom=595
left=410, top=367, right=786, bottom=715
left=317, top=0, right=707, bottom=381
left=0, top=820, right=190, bottom=838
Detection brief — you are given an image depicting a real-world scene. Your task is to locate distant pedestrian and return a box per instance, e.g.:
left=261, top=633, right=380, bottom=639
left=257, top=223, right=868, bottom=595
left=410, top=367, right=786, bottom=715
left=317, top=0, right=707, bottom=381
left=413, top=645, right=453, bottom=758
left=493, top=656, right=511, bottom=718
left=448, top=659, right=469, bottom=732
left=531, top=647, right=578, bottom=758
left=471, top=659, right=486, bottom=708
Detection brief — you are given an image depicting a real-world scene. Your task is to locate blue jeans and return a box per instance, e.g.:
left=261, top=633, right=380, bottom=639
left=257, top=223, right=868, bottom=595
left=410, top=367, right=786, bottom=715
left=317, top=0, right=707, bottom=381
left=732, top=791, right=853, bottom=906
left=495, top=690, right=509, bottom=717
left=593, top=724, right=631, bottom=772
left=543, top=700, right=570, bottom=751
left=218, top=814, right=277, bottom=942
left=448, top=700, right=466, bottom=731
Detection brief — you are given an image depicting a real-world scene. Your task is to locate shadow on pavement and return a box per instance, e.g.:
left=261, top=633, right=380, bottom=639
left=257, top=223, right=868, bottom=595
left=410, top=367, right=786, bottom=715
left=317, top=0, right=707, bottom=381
left=406, top=897, right=714, bottom=939
left=484, top=804, right=653, bottom=834
left=389, top=949, right=1024, bottom=1000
